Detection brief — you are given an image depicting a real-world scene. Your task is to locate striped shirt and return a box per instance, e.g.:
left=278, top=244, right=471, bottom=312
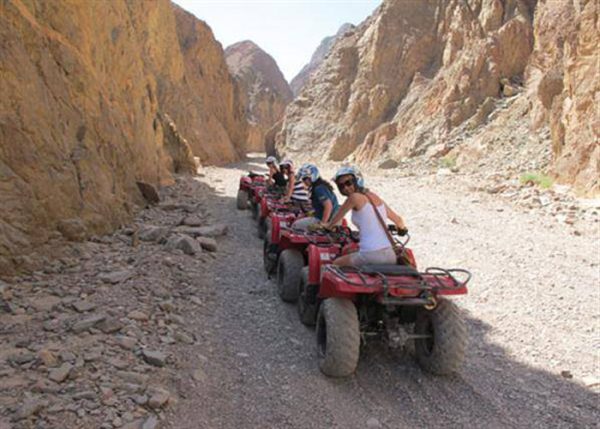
left=291, top=179, right=310, bottom=202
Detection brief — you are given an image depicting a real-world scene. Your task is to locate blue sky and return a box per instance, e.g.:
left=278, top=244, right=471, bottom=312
left=172, top=0, right=381, bottom=82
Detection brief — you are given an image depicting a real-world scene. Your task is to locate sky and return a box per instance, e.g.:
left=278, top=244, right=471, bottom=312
left=172, top=0, right=382, bottom=82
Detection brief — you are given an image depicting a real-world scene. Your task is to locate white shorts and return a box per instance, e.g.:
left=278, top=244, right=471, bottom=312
left=348, top=247, right=396, bottom=265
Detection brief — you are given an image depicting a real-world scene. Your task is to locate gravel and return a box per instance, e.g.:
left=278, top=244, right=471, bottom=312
left=167, top=154, right=598, bottom=429
left=1, top=154, right=597, bottom=428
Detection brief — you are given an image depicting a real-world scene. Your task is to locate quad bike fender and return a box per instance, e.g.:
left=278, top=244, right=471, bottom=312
left=318, top=271, right=357, bottom=300
left=270, top=214, right=298, bottom=245
left=307, top=244, right=340, bottom=285
left=240, top=176, right=252, bottom=190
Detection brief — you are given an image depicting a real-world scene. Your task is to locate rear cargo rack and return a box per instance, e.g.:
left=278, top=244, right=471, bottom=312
left=328, top=265, right=471, bottom=293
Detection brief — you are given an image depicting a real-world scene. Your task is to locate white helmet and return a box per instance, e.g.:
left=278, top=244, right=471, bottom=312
left=265, top=156, right=278, bottom=165
left=280, top=159, right=293, bottom=168
left=333, top=165, right=365, bottom=188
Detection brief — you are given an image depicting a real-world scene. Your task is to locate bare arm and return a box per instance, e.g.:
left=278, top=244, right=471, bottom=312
left=321, top=200, right=335, bottom=223
left=324, top=194, right=355, bottom=227
left=266, top=167, right=275, bottom=186
left=384, top=202, right=407, bottom=230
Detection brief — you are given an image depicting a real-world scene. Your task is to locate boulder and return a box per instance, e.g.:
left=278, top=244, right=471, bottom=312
left=378, top=159, right=399, bottom=169
left=196, top=237, right=217, bottom=252
left=57, top=219, right=87, bottom=241
left=138, top=225, right=169, bottom=242
left=165, top=234, right=202, bottom=255
left=136, top=181, right=160, bottom=205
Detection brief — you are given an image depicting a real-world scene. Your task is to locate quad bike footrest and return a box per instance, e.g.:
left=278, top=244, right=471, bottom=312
left=379, top=297, right=432, bottom=306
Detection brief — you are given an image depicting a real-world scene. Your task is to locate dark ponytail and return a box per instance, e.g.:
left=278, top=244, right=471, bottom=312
left=313, top=177, right=334, bottom=192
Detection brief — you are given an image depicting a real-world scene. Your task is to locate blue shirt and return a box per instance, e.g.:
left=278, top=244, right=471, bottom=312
left=311, top=184, right=339, bottom=220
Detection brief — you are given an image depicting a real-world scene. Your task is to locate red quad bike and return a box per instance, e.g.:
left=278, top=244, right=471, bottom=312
left=266, top=223, right=354, bottom=303
left=257, top=194, right=303, bottom=239
left=237, top=172, right=265, bottom=211
left=303, top=226, right=472, bottom=378
left=250, top=186, right=283, bottom=222
left=262, top=209, right=312, bottom=275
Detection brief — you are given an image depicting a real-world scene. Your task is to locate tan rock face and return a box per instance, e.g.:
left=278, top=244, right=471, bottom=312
left=0, top=0, right=247, bottom=273
left=290, top=23, right=355, bottom=97
left=276, top=0, right=598, bottom=195
left=172, top=5, right=248, bottom=164
left=225, top=41, right=292, bottom=152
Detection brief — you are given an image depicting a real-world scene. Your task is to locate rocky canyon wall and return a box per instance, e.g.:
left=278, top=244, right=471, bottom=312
left=0, top=0, right=248, bottom=274
left=290, top=23, right=355, bottom=97
left=225, top=41, right=292, bottom=152
left=275, top=0, right=598, bottom=195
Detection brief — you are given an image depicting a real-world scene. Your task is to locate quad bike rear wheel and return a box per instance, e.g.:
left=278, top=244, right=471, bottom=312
left=276, top=249, right=303, bottom=302
left=414, top=298, right=467, bottom=375
left=236, top=189, right=248, bottom=210
left=263, top=219, right=276, bottom=275
left=298, top=267, right=318, bottom=326
left=316, top=298, right=360, bottom=377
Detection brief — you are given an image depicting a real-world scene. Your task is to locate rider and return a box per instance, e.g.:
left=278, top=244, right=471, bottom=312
left=292, top=164, right=339, bottom=230
left=266, top=156, right=287, bottom=189
left=323, top=166, right=408, bottom=266
left=280, top=160, right=310, bottom=205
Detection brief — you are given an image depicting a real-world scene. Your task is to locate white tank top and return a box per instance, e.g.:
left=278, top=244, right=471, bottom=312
left=351, top=202, right=392, bottom=252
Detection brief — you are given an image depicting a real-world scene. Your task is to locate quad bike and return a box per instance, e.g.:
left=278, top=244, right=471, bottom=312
left=250, top=186, right=284, bottom=221
left=265, top=222, right=354, bottom=303
left=237, top=172, right=265, bottom=211
left=257, top=195, right=305, bottom=239
left=262, top=208, right=314, bottom=275
left=301, top=226, right=471, bottom=378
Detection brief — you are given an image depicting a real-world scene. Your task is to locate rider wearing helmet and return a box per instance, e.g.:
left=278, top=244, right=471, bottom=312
left=280, top=160, right=310, bottom=204
left=292, top=164, right=339, bottom=230
left=323, top=166, right=408, bottom=266
left=265, top=156, right=287, bottom=188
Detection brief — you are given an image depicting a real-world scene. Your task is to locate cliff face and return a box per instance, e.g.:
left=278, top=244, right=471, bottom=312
left=171, top=5, right=248, bottom=163
left=290, top=23, right=355, bottom=97
left=225, top=41, right=292, bottom=152
left=0, top=0, right=247, bottom=273
left=276, top=0, right=598, bottom=195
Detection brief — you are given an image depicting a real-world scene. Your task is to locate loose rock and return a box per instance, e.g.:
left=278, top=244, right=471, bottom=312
left=165, top=234, right=201, bottom=255
left=141, top=350, right=167, bottom=367
left=48, top=362, right=72, bottom=383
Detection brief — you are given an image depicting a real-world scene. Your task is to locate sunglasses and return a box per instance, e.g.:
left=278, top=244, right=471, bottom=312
left=301, top=177, right=311, bottom=183
left=337, top=179, right=355, bottom=189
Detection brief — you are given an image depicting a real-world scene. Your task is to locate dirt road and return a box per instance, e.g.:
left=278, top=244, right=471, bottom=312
left=167, top=155, right=599, bottom=429
left=1, top=154, right=597, bottom=429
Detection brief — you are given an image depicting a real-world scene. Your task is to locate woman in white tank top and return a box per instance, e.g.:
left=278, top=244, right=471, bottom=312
left=323, top=166, right=408, bottom=267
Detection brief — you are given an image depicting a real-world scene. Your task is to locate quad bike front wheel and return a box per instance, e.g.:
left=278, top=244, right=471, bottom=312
left=316, top=298, right=360, bottom=377
left=236, top=189, right=248, bottom=210
left=414, top=298, right=467, bottom=375
left=298, top=267, right=318, bottom=326
left=276, top=249, right=303, bottom=302
left=263, top=219, right=276, bottom=275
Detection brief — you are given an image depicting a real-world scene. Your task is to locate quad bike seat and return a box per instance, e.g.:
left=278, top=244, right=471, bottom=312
left=248, top=171, right=261, bottom=179
left=353, top=264, right=420, bottom=277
